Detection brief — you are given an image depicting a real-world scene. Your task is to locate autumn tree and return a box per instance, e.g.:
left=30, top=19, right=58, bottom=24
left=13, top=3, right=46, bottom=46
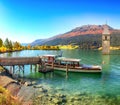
left=0, top=38, right=3, bottom=47
left=27, top=44, right=31, bottom=49
left=9, top=40, right=13, bottom=50
left=4, top=38, right=13, bottom=50
left=13, top=41, right=21, bottom=50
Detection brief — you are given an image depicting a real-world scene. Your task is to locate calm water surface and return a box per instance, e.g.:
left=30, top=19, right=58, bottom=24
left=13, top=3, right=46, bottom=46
left=0, top=49, right=120, bottom=97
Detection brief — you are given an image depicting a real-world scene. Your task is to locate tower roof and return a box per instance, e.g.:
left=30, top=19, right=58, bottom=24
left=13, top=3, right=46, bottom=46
left=102, top=25, right=110, bottom=34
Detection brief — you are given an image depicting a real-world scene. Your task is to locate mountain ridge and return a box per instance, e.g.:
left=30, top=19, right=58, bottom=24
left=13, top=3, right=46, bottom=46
left=30, top=24, right=120, bottom=46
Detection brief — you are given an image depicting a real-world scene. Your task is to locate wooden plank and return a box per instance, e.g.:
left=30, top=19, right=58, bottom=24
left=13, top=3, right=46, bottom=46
left=0, top=57, right=42, bottom=66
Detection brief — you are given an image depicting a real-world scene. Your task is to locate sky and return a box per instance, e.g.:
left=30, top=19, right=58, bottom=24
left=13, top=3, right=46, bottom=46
left=0, top=0, right=120, bottom=43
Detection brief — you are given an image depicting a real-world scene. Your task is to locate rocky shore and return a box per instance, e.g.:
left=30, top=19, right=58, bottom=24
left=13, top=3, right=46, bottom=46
left=0, top=67, right=35, bottom=105
left=32, top=84, right=120, bottom=105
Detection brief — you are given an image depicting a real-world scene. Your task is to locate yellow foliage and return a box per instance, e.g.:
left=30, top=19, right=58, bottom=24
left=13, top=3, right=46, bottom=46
left=98, top=46, right=120, bottom=50
left=58, top=45, right=79, bottom=49
left=0, top=86, right=21, bottom=105
left=0, top=86, right=6, bottom=93
left=98, top=47, right=102, bottom=50
left=27, top=44, right=31, bottom=49
left=0, top=46, right=7, bottom=52
left=110, top=46, right=120, bottom=50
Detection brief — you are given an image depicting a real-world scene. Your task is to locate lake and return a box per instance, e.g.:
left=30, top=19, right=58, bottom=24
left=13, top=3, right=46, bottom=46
left=0, top=49, right=120, bottom=105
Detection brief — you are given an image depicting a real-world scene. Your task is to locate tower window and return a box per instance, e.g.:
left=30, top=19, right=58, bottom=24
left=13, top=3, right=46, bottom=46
left=105, top=36, right=107, bottom=40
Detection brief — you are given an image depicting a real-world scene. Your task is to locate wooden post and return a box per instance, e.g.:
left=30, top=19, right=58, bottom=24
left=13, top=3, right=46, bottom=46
left=13, top=65, right=15, bottom=74
left=52, top=61, right=54, bottom=70
left=10, top=66, right=12, bottom=74
left=30, top=65, right=32, bottom=70
left=37, top=64, right=39, bottom=71
left=38, top=64, right=40, bottom=72
left=35, top=64, right=37, bottom=72
left=19, top=65, right=20, bottom=71
left=23, top=65, right=24, bottom=70
left=66, top=64, right=68, bottom=78
left=22, top=65, right=24, bottom=74
left=23, top=69, right=24, bottom=74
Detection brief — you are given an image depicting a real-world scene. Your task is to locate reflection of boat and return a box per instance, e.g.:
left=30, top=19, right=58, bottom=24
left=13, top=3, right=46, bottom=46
left=39, top=55, right=102, bottom=73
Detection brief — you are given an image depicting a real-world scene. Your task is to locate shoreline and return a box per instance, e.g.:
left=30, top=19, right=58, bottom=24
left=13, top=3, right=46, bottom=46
left=0, top=67, right=34, bottom=105
left=0, top=46, right=120, bottom=55
left=98, top=46, right=120, bottom=50
left=0, top=49, right=22, bottom=54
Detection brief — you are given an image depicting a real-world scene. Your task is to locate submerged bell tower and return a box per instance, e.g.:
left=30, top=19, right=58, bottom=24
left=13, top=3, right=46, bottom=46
left=102, top=25, right=110, bottom=54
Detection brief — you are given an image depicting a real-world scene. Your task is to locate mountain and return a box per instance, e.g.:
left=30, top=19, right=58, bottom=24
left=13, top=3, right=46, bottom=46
left=30, top=25, right=120, bottom=47
left=21, top=43, right=29, bottom=46
left=56, top=25, right=113, bottom=38
left=30, top=39, right=46, bottom=46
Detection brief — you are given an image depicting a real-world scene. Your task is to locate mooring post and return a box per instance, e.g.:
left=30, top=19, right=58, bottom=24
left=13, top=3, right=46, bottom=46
left=23, top=68, right=24, bottom=74
left=30, top=65, right=32, bottom=70
left=10, top=66, right=12, bottom=74
left=22, top=65, right=24, bottom=74
left=38, top=64, right=40, bottom=72
left=13, top=65, right=15, bottom=74
left=66, top=64, right=68, bottom=78
left=35, top=64, right=37, bottom=72
left=37, top=64, right=39, bottom=71
left=19, top=65, right=20, bottom=71
left=23, top=65, right=24, bottom=70
left=52, top=61, right=54, bottom=70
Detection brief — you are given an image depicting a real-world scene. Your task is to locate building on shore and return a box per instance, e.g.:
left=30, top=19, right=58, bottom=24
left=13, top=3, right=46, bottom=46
left=102, top=25, right=110, bottom=54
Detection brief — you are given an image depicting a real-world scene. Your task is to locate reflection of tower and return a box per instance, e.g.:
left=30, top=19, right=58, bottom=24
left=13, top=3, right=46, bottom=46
left=101, top=55, right=110, bottom=83
left=102, top=25, right=110, bottom=54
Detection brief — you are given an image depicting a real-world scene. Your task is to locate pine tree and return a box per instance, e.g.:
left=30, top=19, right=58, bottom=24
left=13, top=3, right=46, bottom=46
left=0, top=38, right=3, bottom=47
left=4, top=38, right=13, bottom=50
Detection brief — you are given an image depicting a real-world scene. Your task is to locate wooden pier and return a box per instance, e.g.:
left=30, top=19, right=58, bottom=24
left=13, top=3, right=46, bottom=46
left=0, top=57, right=42, bottom=66
left=0, top=57, right=43, bottom=75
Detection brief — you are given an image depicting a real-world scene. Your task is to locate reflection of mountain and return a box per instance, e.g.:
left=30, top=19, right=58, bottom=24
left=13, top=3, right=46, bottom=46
left=30, top=25, right=120, bottom=47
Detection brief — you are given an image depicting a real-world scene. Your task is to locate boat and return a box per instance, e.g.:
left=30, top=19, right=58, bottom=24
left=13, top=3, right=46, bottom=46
left=39, top=55, right=102, bottom=73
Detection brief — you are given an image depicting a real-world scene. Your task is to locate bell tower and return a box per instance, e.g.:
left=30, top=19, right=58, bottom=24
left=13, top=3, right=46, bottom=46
left=102, top=25, right=110, bottom=54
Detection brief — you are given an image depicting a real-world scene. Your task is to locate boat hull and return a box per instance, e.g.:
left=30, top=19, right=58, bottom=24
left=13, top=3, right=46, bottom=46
left=40, top=55, right=102, bottom=73
left=46, top=65, right=102, bottom=73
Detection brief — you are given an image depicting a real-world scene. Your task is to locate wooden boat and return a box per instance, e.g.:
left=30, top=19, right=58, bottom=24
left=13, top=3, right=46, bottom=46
left=39, top=55, right=102, bottom=73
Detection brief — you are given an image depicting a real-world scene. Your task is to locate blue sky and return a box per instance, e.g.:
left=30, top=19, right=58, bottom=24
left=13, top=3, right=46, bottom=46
left=0, top=0, right=120, bottom=43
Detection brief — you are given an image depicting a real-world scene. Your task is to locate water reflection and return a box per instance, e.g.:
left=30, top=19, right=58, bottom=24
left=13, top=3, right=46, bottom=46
left=101, top=55, right=110, bottom=83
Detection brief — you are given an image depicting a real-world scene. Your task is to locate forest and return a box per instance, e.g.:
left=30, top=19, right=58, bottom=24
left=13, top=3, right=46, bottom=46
left=0, top=38, right=23, bottom=53
left=43, top=32, right=120, bottom=49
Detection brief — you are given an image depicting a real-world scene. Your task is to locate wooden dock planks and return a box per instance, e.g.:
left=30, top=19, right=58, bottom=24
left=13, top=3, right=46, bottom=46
left=0, top=57, right=42, bottom=66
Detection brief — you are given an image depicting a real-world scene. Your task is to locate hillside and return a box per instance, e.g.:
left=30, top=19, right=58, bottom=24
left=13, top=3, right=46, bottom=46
left=30, top=39, right=46, bottom=46
left=30, top=25, right=120, bottom=48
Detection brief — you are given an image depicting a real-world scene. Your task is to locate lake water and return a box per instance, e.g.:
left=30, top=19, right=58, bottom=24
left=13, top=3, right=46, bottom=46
left=0, top=49, right=120, bottom=104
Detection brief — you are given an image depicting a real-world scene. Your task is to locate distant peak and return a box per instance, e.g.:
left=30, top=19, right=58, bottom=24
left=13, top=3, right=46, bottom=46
left=71, top=24, right=113, bottom=32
